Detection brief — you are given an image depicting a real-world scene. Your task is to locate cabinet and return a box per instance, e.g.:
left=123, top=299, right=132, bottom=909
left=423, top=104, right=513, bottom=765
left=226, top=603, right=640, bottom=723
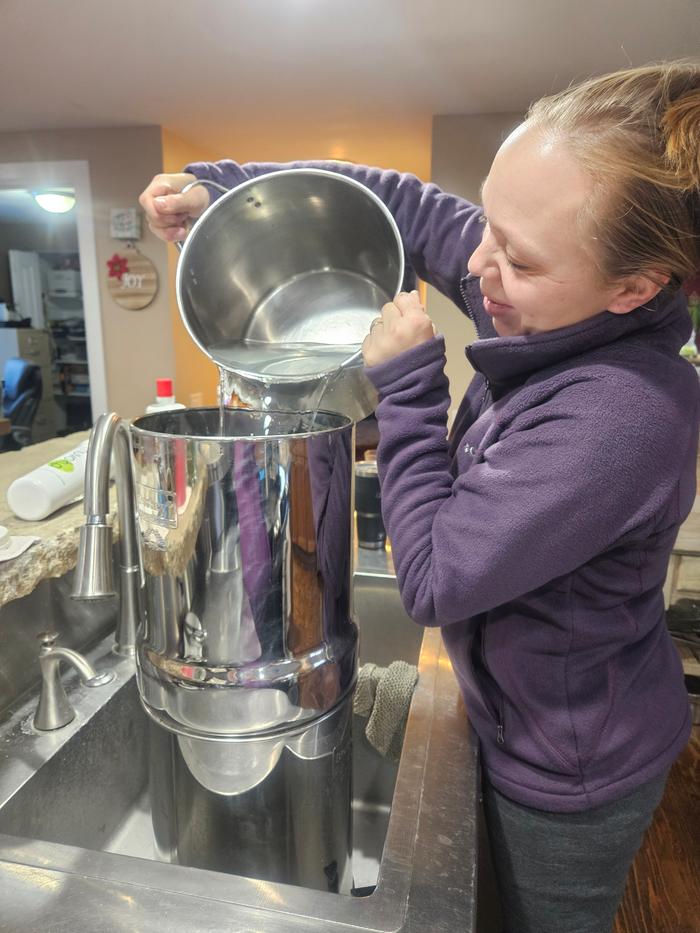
left=0, top=328, right=56, bottom=442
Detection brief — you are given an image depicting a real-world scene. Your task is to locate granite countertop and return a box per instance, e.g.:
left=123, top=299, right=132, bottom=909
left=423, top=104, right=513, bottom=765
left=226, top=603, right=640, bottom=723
left=0, top=431, right=116, bottom=608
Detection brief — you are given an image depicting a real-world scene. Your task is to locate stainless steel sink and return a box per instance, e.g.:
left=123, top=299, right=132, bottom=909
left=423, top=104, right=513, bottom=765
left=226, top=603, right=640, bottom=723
left=0, top=672, right=395, bottom=889
left=0, top=568, right=479, bottom=932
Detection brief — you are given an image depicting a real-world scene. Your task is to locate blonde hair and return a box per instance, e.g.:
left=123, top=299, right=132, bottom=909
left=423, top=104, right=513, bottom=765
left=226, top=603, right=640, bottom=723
left=526, top=62, right=700, bottom=289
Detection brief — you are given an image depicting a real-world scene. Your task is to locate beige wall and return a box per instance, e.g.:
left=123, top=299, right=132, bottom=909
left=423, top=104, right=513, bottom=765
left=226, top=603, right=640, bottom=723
left=0, top=127, right=173, bottom=419
left=428, top=113, right=523, bottom=418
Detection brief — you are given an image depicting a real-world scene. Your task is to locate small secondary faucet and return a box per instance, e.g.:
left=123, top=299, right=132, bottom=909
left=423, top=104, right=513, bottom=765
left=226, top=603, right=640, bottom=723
left=72, top=412, right=143, bottom=655
left=34, top=632, right=115, bottom=731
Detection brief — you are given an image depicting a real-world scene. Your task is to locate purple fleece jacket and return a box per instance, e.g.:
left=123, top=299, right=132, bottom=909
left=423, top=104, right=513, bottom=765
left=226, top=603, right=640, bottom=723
left=186, top=159, right=698, bottom=812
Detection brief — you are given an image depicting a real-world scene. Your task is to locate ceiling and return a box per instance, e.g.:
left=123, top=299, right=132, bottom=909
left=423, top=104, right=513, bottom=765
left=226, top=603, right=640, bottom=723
left=0, top=0, right=698, bottom=139
left=3, top=0, right=697, bottom=226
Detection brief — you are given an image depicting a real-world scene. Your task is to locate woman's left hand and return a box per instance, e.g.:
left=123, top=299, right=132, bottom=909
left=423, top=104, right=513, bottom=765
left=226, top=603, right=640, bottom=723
left=362, top=291, right=437, bottom=367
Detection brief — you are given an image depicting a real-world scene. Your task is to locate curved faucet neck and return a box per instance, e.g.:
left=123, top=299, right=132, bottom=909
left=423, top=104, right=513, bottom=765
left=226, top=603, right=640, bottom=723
left=73, top=412, right=142, bottom=656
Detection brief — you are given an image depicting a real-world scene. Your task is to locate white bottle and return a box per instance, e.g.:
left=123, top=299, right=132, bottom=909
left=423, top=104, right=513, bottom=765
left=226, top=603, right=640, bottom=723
left=7, top=439, right=90, bottom=521
left=145, top=378, right=186, bottom=414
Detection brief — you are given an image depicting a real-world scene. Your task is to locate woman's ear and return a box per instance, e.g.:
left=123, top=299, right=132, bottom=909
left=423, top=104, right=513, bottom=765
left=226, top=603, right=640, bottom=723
left=607, top=272, right=671, bottom=314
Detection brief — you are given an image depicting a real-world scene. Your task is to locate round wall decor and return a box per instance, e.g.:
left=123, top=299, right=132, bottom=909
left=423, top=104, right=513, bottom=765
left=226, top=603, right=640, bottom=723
left=106, top=247, right=158, bottom=310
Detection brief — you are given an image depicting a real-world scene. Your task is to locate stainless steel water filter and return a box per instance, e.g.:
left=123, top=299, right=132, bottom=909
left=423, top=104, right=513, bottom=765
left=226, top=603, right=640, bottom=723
left=129, top=408, right=358, bottom=890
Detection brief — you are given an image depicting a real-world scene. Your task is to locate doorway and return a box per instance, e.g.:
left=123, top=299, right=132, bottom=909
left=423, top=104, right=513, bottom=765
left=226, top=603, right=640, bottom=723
left=0, top=160, right=106, bottom=447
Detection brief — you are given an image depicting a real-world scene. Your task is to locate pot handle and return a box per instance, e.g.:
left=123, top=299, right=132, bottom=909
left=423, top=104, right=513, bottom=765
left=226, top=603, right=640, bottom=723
left=338, top=346, right=364, bottom=370
left=174, top=178, right=230, bottom=252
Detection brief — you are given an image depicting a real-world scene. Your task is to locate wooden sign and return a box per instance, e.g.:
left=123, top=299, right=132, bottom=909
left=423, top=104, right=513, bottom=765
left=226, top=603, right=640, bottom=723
left=106, top=247, right=158, bottom=310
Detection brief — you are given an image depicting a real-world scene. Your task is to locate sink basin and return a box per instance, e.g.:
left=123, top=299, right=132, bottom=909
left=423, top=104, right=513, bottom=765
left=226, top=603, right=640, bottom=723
left=0, top=672, right=396, bottom=890
left=0, top=570, right=479, bottom=932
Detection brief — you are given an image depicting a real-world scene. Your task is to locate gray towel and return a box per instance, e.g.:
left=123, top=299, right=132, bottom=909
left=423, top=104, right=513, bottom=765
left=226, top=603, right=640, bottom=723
left=353, top=661, right=419, bottom=761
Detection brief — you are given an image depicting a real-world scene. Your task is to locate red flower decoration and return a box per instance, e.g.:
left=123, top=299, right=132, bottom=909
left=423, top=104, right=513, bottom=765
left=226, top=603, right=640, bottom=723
left=107, top=253, right=129, bottom=279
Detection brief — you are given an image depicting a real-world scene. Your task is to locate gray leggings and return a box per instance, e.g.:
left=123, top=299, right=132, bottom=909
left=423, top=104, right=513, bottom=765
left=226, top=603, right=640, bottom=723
left=482, top=771, right=669, bottom=933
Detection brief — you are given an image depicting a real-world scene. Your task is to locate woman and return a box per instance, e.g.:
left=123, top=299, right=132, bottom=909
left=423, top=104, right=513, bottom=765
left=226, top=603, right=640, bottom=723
left=140, top=62, right=700, bottom=932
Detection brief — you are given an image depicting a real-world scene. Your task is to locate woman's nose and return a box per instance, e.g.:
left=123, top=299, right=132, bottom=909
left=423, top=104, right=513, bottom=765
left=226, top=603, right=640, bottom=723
left=468, top=232, right=492, bottom=278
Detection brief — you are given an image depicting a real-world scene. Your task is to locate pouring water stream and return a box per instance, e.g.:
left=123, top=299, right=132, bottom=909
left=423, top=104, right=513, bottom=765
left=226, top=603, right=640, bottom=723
left=217, top=344, right=364, bottom=435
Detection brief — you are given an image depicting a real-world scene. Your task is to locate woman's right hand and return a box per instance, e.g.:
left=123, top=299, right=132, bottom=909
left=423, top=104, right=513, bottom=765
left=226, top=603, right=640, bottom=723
left=138, top=173, right=211, bottom=242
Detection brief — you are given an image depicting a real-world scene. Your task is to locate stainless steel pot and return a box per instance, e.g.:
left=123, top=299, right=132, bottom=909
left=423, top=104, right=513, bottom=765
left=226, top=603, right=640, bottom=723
left=175, top=169, right=405, bottom=422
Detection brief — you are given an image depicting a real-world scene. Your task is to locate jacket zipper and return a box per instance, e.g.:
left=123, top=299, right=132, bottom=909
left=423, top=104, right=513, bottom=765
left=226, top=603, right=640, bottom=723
left=461, top=275, right=492, bottom=413
left=461, top=275, right=503, bottom=743
left=480, top=623, right=505, bottom=745
left=479, top=378, right=491, bottom=411
left=460, top=274, right=487, bottom=338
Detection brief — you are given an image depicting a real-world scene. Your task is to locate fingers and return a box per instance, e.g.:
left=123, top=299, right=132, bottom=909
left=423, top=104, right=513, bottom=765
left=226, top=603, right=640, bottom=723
left=363, top=290, right=436, bottom=367
left=152, top=191, right=202, bottom=216
left=145, top=207, right=192, bottom=242
left=393, top=290, right=424, bottom=315
left=138, top=173, right=210, bottom=242
left=381, top=290, right=424, bottom=322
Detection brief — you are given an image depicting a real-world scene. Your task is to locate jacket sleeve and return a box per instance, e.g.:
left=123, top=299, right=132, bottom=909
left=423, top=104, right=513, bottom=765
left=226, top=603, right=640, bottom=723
left=184, top=159, right=484, bottom=305
left=366, top=339, right=696, bottom=627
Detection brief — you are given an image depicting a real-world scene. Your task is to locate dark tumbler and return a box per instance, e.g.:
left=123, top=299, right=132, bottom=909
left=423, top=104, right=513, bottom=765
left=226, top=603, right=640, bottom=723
left=355, top=461, right=386, bottom=550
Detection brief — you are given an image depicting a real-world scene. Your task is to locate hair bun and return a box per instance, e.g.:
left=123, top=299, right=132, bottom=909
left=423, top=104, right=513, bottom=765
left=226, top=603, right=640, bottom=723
left=661, top=89, right=700, bottom=190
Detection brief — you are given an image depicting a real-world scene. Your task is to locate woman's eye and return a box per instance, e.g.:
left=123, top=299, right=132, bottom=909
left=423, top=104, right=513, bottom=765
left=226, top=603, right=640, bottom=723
left=506, top=256, right=529, bottom=272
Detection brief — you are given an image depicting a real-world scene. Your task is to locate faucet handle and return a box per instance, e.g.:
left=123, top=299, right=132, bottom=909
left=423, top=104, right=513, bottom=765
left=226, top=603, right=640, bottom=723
left=37, top=631, right=60, bottom=649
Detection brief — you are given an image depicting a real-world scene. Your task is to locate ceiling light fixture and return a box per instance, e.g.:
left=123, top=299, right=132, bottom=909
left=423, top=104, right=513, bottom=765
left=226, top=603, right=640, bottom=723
left=32, top=190, right=76, bottom=214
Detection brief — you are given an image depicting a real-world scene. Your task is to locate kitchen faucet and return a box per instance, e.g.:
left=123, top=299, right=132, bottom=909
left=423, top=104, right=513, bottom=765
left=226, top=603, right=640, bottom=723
left=34, top=631, right=114, bottom=731
left=72, top=412, right=142, bottom=655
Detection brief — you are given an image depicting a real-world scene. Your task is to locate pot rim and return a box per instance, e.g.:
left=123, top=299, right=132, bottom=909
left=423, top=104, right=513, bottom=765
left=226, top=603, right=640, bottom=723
left=130, top=405, right=353, bottom=443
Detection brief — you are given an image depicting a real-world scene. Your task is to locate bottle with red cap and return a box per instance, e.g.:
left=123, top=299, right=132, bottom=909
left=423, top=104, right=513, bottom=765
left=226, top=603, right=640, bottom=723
left=145, top=378, right=186, bottom=414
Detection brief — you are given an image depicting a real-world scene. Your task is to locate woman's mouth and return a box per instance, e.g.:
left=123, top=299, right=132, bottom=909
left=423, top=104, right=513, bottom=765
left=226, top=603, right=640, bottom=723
left=483, top=295, right=513, bottom=316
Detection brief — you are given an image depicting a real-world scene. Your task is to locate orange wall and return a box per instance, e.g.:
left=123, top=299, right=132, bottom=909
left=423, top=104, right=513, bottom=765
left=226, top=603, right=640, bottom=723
left=161, top=117, right=432, bottom=406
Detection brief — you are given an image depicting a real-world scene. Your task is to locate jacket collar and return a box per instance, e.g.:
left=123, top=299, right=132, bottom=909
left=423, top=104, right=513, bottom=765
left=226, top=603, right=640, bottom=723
left=459, top=273, right=692, bottom=387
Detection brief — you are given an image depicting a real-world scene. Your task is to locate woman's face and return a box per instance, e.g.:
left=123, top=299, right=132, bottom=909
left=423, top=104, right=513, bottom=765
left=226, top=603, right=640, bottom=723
left=467, top=124, right=629, bottom=338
